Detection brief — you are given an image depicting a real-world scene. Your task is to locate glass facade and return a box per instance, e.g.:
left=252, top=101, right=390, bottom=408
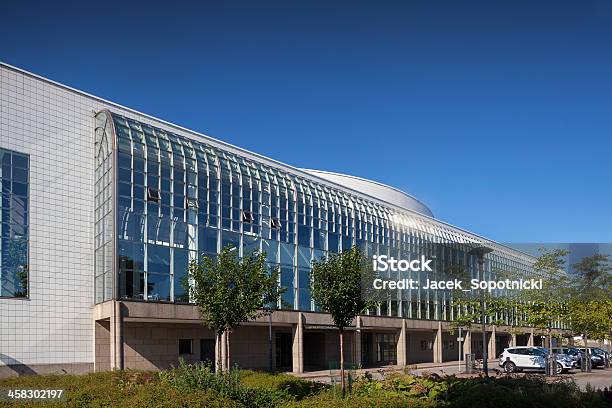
left=0, top=148, right=29, bottom=298
left=94, top=110, right=540, bottom=327
left=95, top=112, right=114, bottom=303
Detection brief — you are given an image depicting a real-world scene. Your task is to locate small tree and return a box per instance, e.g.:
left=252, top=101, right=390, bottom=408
left=567, top=254, right=612, bottom=371
left=310, top=246, right=374, bottom=397
left=187, top=245, right=282, bottom=373
left=522, top=248, right=570, bottom=353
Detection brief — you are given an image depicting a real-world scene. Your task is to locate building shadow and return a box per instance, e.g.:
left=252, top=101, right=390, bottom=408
left=0, top=354, right=37, bottom=376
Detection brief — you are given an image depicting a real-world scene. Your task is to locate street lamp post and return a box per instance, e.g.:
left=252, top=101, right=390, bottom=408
left=269, top=313, right=273, bottom=372
left=468, top=245, right=493, bottom=377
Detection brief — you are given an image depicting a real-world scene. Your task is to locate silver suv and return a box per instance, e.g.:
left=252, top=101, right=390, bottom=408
left=499, top=346, right=573, bottom=374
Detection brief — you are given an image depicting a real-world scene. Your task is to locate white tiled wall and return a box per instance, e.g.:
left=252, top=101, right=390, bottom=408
left=0, top=65, right=102, bottom=368
left=0, top=63, right=208, bottom=369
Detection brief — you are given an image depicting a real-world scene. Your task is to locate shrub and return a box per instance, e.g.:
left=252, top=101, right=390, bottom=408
left=0, top=370, right=237, bottom=408
left=240, top=370, right=327, bottom=399
left=157, top=361, right=294, bottom=407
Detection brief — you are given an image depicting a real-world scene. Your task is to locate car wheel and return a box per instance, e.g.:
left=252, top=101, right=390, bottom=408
left=555, top=362, right=564, bottom=375
left=504, top=361, right=517, bottom=373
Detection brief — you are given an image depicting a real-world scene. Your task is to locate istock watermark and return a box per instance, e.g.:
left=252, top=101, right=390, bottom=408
left=364, top=251, right=545, bottom=300
left=372, top=255, right=433, bottom=272
left=372, top=277, right=543, bottom=291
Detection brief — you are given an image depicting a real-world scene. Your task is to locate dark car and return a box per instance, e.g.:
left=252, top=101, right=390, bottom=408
left=576, top=348, right=605, bottom=368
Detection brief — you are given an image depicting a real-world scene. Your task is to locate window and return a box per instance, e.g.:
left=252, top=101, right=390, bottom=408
left=185, top=197, right=198, bottom=209
left=147, top=187, right=160, bottom=202
left=271, top=218, right=281, bottom=229
left=0, top=148, right=29, bottom=298
left=376, top=333, right=397, bottom=363
left=420, top=340, right=433, bottom=351
left=179, top=339, right=193, bottom=355
left=242, top=211, right=253, bottom=223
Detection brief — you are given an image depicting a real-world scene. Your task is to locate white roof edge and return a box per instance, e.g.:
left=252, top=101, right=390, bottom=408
left=0, top=61, right=535, bottom=262
left=301, top=169, right=434, bottom=216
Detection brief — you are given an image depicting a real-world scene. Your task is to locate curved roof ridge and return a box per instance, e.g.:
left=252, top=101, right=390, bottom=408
left=303, top=169, right=432, bottom=214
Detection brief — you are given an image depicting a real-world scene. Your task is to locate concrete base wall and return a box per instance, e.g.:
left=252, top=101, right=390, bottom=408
left=407, top=331, right=435, bottom=364
left=122, top=322, right=214, bottom=370
left=0, top=363, right=93, bottom=378
left=303, top=331, right=355, bottom=370
left=89, top=303, right=572, bottom=374
left=97, top=321, right=293, bottom=372
left=230, top=326, right=279, bottom=371
left=441, top=331, right=459, bottom=362
left=95, top=321, right=111, bottom=372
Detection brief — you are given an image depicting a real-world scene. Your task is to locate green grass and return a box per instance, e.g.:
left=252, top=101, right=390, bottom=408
left=0, top=370, right=238, bottom=408
left=0, top=365, right=609, bottom=408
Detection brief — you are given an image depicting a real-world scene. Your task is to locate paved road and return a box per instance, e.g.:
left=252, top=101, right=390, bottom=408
left=568, top=369, right=612, bottom=391
left=298, top=363, right=612, bottom=390
left=410, top=364, right=612, bottom=390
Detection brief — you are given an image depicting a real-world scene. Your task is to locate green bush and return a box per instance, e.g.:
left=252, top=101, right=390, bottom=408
left=445, top=375, right=610, bottom=408
left=158, top=361, right=303, bottom=407
left=0, top=370, right=237, bottom=408
left=350, top=372, right=609, bottom=408
left=240, top=370, right=327, bottom=399
left=285, top=391, right=435, bottom=408
left=1, top=367, right=609, bottom=407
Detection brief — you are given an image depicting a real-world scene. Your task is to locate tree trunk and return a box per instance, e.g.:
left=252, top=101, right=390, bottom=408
left=547, top=327, right=553, bottom=376
left=216, top=332, right=222, bottom=374
left=585, top=334, right=591, bottom=372
left=547, top=328, right=552, bottom=351
left=226, top=330, right=231, bottom=372
left=340, top=329, right=346, bottom=398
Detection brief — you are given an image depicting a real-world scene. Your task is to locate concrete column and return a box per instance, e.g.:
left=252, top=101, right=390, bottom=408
left=397, top=319, right=407, bottom=366
left=488, top=325, right=497, bottom=359
left=292, top=312, right=304, bottom=373
left=527, top=328, right=534, bottom=346
left=433, top=321, right=443, bottom=363
left=510, top=333, right=517, bottom=347
left=354, top=317, right=362, bottom=368
left=110, top=300, right=123, bottom=370
left=463, top=330, right=472, bottom=357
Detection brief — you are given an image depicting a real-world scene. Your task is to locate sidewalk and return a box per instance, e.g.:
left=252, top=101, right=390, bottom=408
left=292, top=359, right=499, bottom=381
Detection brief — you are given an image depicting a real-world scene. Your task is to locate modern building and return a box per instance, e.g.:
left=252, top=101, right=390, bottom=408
left=0, top=62, right=562, bottom=377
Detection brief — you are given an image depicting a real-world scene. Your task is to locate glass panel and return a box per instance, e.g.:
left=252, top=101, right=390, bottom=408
left=148, top=245, right=170, bottom=273
left=147, top=273, right=171, bottom=301
left=174, top=248, right=189, bottom=302
left=280, top=265, right=294, bottom=309
left=0, top=148, right=29, bottom=298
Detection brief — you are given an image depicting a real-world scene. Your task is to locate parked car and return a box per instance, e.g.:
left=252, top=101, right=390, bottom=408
left=590, top=347, right=610, bottom=360
left=499, top=346, right=573, bottom=374
left=552, top=347, right=582, bottom=368
left=576, top=348, right=606, bottom=368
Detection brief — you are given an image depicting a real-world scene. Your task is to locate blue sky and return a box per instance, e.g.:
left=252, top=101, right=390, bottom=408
left=2, top=0, right=612, bottom=243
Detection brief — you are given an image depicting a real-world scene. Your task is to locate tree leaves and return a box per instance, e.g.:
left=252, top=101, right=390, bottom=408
left=186, top=245, right=283, bottom=335
left=310, top=246, right=376, bottom=331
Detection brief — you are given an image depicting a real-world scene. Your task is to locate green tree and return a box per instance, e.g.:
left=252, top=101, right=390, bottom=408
left=186, top=245, right=282, bottom=373
left=567, top=254, right=612, bottom=371
left=310, top=246, right=375, bottom=397
left=521, top=248, right=570, bottom=352
left=570, top=253, right=611, bottom=299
